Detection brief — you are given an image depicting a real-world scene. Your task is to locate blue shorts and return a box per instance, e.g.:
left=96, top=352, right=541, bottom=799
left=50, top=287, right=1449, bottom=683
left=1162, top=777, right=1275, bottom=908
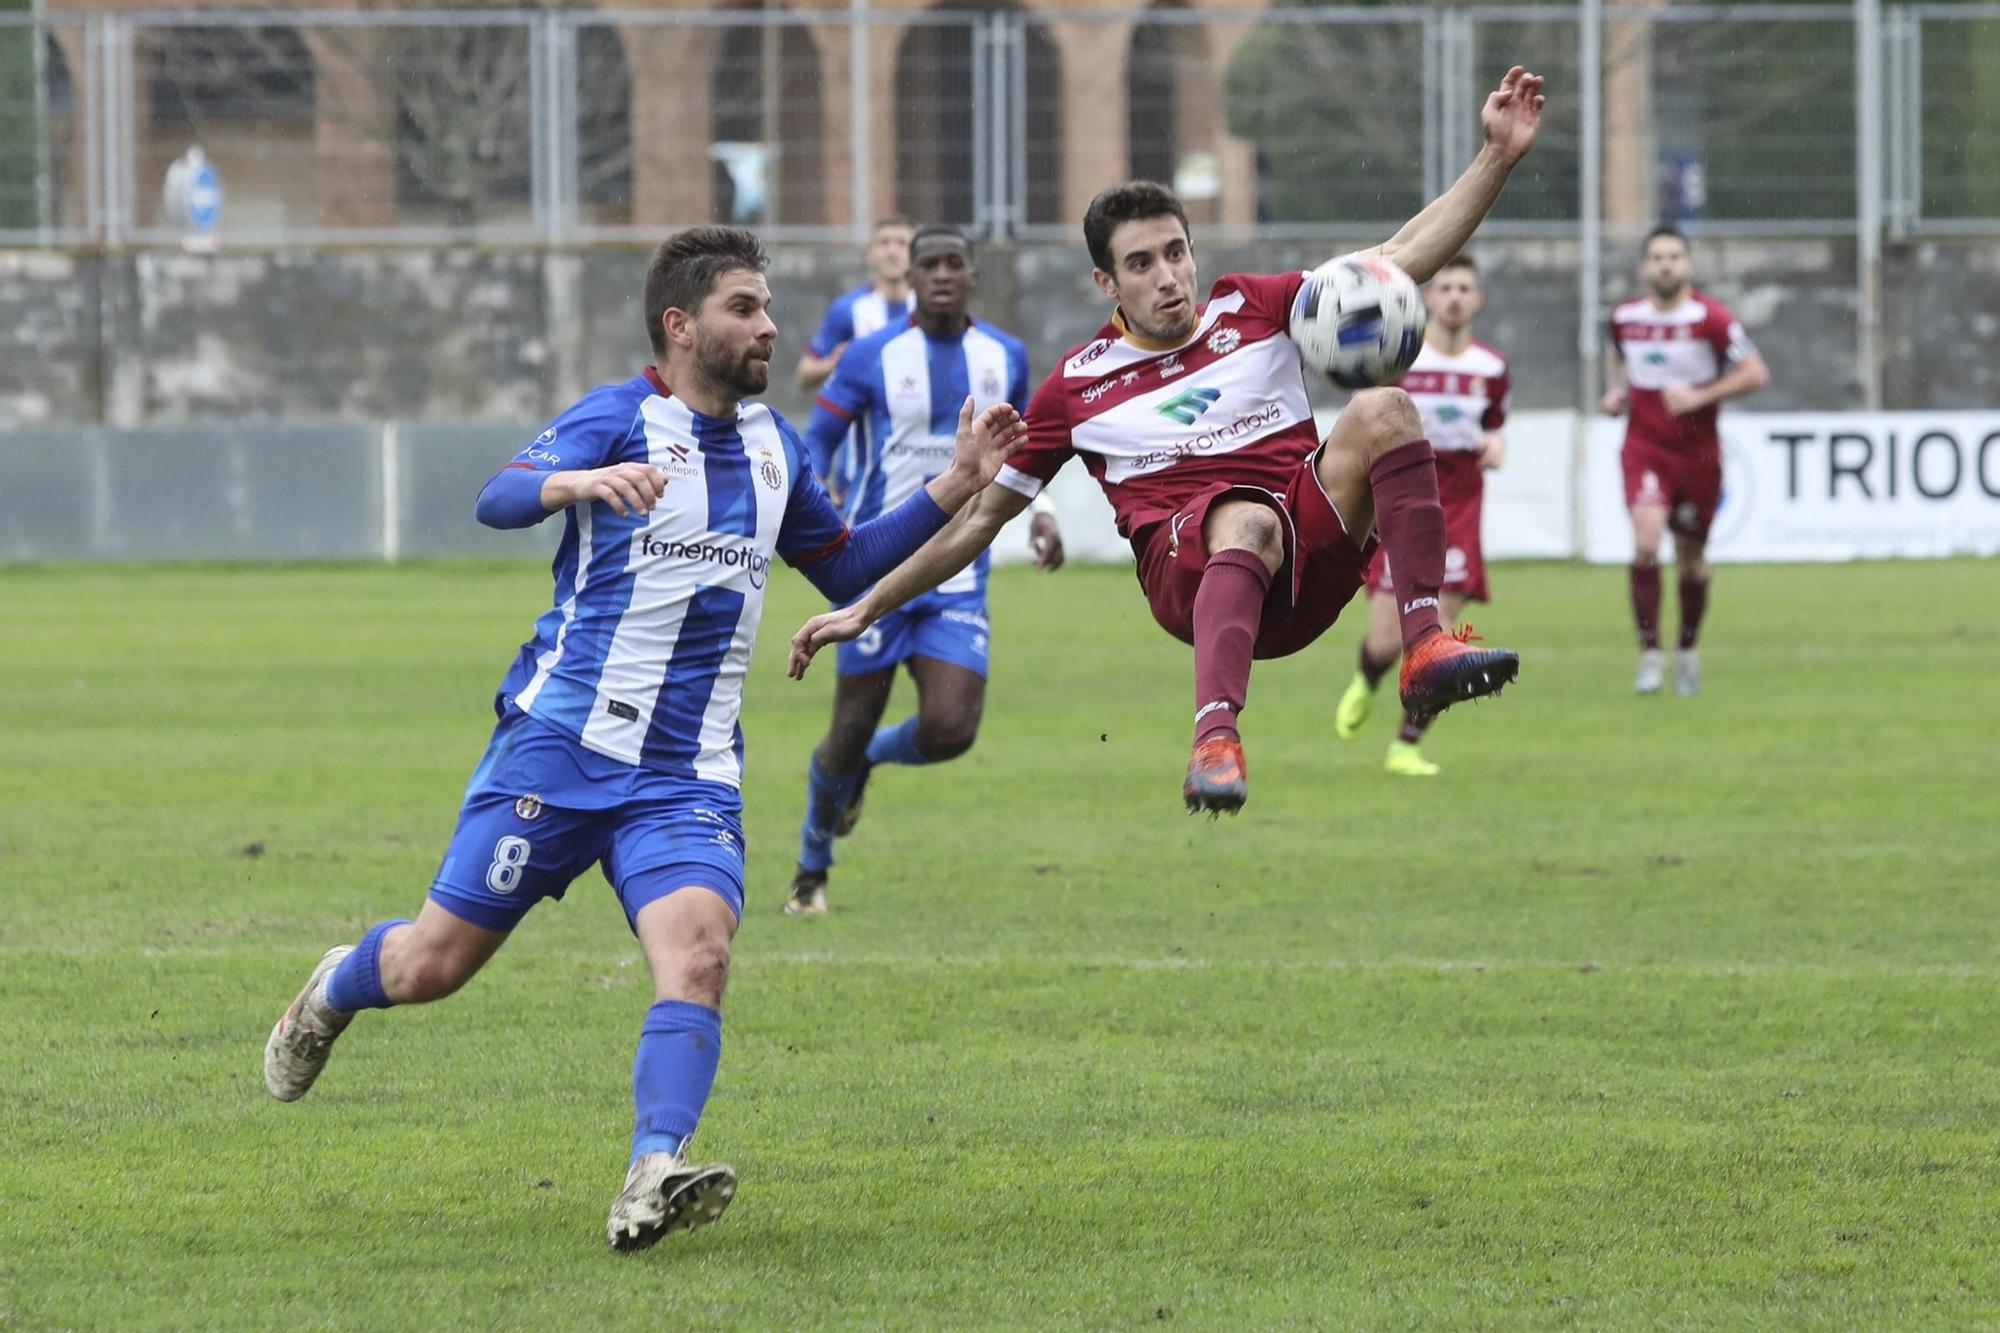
left=836, top=588, right=991, bottom=678
left=426, top=713, right=746, bottom=933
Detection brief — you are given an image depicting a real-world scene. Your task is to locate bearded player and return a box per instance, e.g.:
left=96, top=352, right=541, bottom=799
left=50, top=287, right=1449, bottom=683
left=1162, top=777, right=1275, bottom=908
left=1602, top=225, right=1770, bottom=696
left=786, top=68, right=1547, bottom=815
left=1333, top=254, right=1509, bottom=776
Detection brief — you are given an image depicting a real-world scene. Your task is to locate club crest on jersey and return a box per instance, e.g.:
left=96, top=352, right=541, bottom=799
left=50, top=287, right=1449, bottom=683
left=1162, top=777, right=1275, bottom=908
left=759, top=459, right=783, bottom=490
left=1206, top=327, right=1241, bottom=356
left=514, top=794, right=544, bottom=821
left=980, top=371, right=1002, bottom=399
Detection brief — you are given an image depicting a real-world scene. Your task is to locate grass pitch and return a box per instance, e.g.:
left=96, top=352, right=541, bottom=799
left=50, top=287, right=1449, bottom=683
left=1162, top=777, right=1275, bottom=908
left=2, top=557, right=1997, bottom=1329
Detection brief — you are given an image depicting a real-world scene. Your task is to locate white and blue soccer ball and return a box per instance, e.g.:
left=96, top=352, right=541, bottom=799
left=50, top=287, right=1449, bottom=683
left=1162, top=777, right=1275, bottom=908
left=1288, top=253, right=1428, bottom=389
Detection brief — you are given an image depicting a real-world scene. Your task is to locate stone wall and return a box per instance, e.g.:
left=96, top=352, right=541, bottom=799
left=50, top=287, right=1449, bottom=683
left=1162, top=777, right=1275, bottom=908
left=2, top=237, right=1990, bottom=428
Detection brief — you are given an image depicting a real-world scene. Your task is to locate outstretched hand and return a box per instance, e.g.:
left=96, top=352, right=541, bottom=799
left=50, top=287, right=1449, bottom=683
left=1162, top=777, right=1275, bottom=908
left=788, top=605, right=872, bottom=680
left=1482, top=66, right=1546, bottom=164
left=949, top=396, right=1030, bottom=489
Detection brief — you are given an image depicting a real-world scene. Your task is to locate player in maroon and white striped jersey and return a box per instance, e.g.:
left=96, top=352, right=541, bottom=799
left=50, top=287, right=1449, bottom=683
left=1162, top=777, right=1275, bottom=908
left=1603, top=225, right=1770, bottom=697
left=788, top=67, right=1549, bottom=815
left=1334, top=254, right=1510, bottom=777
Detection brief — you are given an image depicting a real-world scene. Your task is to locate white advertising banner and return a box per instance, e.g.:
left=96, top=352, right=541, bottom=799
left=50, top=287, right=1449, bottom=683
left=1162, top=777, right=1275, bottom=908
left=1583, top=412, right=2000, bottom=564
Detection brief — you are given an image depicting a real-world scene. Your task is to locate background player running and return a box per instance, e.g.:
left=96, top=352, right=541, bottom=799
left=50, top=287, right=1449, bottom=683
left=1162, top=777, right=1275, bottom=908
left=1334, top=254, right=1510, bottom=777
left=785, top=224, right=1060, bottom=917
left=795, top=217, right=916, bottom=503
left=788, top=68, right=1549, bottom=816
left=1602, top=224, right=1770, bottom=696
left=261, top=226, right=1028, bottom=1253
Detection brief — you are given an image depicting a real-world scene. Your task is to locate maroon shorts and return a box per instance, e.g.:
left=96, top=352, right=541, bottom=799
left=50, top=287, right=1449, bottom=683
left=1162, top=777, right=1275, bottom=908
left=1623, top=443, right=1721, bottom=541
left=1132, top=447, right=1376, bottom=661
left=1365, top=460, right=1488, bottom=603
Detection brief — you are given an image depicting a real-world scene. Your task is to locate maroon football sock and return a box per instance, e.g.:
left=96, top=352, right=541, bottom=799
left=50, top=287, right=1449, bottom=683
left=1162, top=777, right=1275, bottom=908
left=1678, top=573, right=1710, bottom=650
left=1629, top=563, right=1662, bottom=650
left=1191, top=549, right=1272, bottom=745
left=1368, top=441, right=1446, bottom=650
left=1396, top=711, right=1432, bottom=745
left=1358, top=640, right=1395, bottom=689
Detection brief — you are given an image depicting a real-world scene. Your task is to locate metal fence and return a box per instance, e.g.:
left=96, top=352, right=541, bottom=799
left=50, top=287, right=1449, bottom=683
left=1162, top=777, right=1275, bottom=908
left=3, top=3, right=1998, bottom=249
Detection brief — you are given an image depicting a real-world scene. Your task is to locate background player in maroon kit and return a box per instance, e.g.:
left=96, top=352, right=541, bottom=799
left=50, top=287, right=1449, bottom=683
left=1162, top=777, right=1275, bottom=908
left=1333, top=254, right=1509, bottom=776
left=1603, top=225, right=1770, bottom=696
left=787, top=68, right=1547, bottom=816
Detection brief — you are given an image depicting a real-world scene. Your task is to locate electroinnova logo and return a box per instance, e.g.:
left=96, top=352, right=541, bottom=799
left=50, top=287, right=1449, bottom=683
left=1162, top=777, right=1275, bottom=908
left=1155, top=386, right=1221, bottom=425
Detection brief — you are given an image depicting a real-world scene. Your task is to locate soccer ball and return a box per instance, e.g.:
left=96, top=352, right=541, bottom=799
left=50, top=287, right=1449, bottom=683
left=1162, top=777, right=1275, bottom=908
left=1288, top=253, right=1428, bottom=389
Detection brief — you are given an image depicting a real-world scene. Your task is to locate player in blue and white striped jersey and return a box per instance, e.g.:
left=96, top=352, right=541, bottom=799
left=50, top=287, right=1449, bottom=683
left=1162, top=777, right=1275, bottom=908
left=261, top=227, right=1028, bottom=1253
left=794, top=217, right=916, bottom=502
left=785, top=224, right=1063, bottom=918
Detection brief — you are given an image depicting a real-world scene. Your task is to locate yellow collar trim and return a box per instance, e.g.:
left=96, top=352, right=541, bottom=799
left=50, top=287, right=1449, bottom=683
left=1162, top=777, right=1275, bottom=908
left=1112, top=307, right=1191, bottom=353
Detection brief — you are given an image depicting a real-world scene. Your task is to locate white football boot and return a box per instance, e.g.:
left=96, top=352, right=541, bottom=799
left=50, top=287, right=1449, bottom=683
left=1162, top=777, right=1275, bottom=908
left=1634, top=648, right=1666, bottom=695
left=1675, top=648, right=1702, bottom=697
left=263, top=945, right=355, bottom=1102
left=606, top=1151, right=738, bottom=1251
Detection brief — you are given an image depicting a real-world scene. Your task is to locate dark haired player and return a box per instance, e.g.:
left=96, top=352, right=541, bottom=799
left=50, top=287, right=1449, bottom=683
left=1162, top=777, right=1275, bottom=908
left=1603, top=225, right=1770, bottom=696
left=1335, top=253, right=1510, bottom=775
left=789, top=68, right=1549, bottom=816
left=261, top=227, right=1028, bottom=1250
left=784, top=224, right=1058, bottom=917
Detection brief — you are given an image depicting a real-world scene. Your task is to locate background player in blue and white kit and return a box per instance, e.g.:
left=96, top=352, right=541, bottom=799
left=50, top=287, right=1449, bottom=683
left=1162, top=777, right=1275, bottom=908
left=785, top=224, right=1062, bottom=917
left=261, top=227, right=1029, bottom=1252
left=794, top=217, right=916, bottom=503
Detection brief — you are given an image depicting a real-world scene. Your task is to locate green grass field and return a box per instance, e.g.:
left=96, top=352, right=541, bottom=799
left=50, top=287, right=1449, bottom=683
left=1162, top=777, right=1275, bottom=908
left=3, top=558, right=1997, bottom=1329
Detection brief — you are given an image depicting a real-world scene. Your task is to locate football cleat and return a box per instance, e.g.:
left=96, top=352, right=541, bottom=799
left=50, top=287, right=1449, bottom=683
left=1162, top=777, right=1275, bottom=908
left=783, top=868, right=828, bottom=917
left=834, top=762, right=872, bottom=838
left=1183, top=737, right=1248, bottom=817
left=1333, top=673, right=1376, bottom=741
left=606, top=1152, right=737, bottom=1252
left=264, top=945, right=356, bottom=1102
left=1634, top=648, right=1666, bottom=695
left=1398, top=624, right=1519, bottom=719
left=1383, top=740, right=1440, bottom=777
left=1674, top=648, right=1701, bottom=697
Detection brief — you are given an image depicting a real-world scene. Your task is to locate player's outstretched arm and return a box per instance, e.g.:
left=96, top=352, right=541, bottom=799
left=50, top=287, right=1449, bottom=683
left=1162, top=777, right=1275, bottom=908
left=474, top=461, right=666, bottom=528
left=540, top=464, right=668, bottom=517
left=789, top=481, right=1031, bottom=679
left=1375, top=66, right=1546, bottom=284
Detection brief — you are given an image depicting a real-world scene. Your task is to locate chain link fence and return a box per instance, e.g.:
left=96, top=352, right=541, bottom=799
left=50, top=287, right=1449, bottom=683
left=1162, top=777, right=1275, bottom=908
left=3, top=5, right=1999, bottom=247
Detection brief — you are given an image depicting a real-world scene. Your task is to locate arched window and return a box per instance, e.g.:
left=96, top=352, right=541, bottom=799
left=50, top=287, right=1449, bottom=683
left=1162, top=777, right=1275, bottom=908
left=896, top=2, right=1061, bottom=229
left=709, top=12, right=825, bottom=226
left=577, top=24, right=633, bottom=218
left=392, top=24, right=533, bottom=225
left=1128, top=10, right=1188, bottom=186
left=1021, top=21, right=1062, bottom=225
left=145, top=25, right=314, bottom=126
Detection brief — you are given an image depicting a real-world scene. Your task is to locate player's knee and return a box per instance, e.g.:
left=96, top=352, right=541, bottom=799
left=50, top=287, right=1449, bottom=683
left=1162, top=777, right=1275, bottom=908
left=667, top=936, right=732, bottom=1007
left=1215, top=504, right=1285, bottom=567
left=1347, top=387, right=1422, bottom=452
left=395, top=942, right=480, bottom=1003
left=917, top=712, right=981, bottom=761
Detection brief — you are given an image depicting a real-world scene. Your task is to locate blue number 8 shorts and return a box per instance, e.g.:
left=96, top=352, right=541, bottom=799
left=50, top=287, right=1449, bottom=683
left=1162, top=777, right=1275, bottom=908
left=426, top=709, right=746, bottom=933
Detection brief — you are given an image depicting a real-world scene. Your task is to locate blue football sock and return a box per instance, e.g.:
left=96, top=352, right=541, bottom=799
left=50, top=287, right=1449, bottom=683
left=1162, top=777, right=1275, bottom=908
left=323, top=918, right=411, bottom=1013
left=865, top=715, right=934, bottom=767
left=631, top=1000, right=723, bottom=1165
left=797, top=754, right=862, bottom=873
